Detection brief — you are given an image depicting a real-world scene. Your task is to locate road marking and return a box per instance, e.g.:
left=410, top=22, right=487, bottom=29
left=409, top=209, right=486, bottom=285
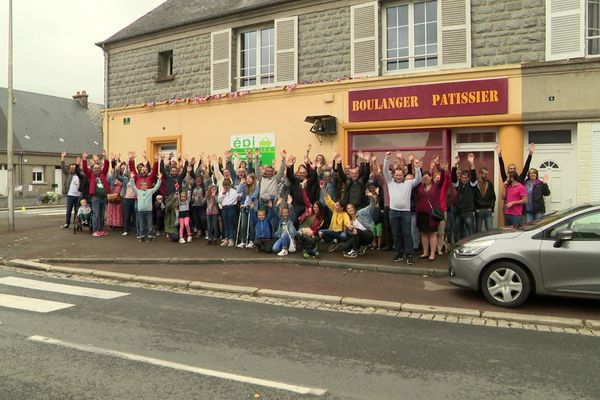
left=0, top=277, right=129, bottom=299
left=0, top=294, right=74, bottom=313
left=27, top=335, right=328, bottom=396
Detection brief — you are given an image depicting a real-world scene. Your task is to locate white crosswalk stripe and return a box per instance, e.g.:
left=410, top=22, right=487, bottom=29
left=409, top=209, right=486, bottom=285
left=0, top=276, right=129, bottom=313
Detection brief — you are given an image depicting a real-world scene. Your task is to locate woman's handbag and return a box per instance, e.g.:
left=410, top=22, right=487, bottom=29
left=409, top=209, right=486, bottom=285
left=428, top=200, right=445, bottom=221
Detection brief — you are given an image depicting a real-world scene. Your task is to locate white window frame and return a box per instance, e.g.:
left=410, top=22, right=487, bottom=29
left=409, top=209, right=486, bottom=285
left=32, top=166, right=44, bottom=184
left=587, top=0, right=600, bottom=56
left=381, top=0, right=441, bottom=75
left=236, top=24, right=276, bottom=90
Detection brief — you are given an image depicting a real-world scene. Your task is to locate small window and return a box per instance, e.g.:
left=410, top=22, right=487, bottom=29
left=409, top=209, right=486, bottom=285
left=539, top=160, right=560, bottom=170
left=588, top=0, right=600, bottom=55
left=456, top=132, right=496, bottom=144
left=158, top=50, right=174, bottom=80
left=528, top=130, right=572, bottom=144
left=123, top=117, right=131, bottom=126
left=32, top=166, right=44, bottom=183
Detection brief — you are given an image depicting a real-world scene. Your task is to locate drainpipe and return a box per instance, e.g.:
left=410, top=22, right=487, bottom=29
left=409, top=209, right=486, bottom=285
left=102, top=44, right=110, bottom=154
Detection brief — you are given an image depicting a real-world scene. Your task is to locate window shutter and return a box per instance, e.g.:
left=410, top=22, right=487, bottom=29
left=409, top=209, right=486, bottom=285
left=546, top=0, right=584, bottom=61
left=211, top=29, right=232, bottom=94
left=441, top=0, right=471, bottom=69
left=351, top=2, right=378, bottom=77
left=275, top=16, right=298, bottom=86
left=592, top=128, right=600, bottom=201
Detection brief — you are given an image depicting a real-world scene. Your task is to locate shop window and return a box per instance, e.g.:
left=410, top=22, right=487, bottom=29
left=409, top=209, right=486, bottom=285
left=352, top=131, right=443, bottom=149
left=32, top=166, right=44, bottom=183
left=456, top=132, right=496, bottom=144
left=383, top=1, right=438, bottom=72
left=238, top=26, right=275, bottom=88
left=528, top=130, right=572, bottom=144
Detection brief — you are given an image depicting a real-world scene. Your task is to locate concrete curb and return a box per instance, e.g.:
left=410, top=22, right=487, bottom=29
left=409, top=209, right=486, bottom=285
left=2, top=259, right=593, bottom=330
left=38, top=257, right=449, bottom=277
left=0, top=204, right=65, bottom=212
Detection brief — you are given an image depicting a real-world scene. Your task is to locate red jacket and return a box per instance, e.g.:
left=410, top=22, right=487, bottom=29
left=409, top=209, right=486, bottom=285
left=128, top=159, right=158, bottom=189
left=82, top=159, right=110, bottom=197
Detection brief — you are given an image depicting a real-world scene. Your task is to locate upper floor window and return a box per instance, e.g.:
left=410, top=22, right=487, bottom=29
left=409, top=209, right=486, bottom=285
left=239, top=27, right=275, bottom=88
left=588, top=0, right=600, bottom=55
left=547, top=0, right=600, bottom=60
left=157, top=50, right=174, bottom=81
left=383, top=1, right=438, bottom=73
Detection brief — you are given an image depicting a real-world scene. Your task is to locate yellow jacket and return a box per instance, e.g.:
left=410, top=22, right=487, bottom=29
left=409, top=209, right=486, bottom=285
left=324, top=193, right=350, bottom=232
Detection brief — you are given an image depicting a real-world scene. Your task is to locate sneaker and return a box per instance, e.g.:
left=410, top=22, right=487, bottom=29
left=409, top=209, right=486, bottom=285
left=393, top=253, right=404, bottom=262
left=228, top=239, right=235, bottom=247
left=92, top=231, right=101, bottom=237
left=406, top=258, right=415, bottom=266
left=328, top=241, right=339, bottom=253
left=277, top=249, right=289, bottom=256
left=314, top=252, right=320, bottom=259
left=237, top=242, right=246, bottom=248
left=62, top=224, right=69, bottom=229
left=220, top=239, right=228, bottom=246
left=147, top=236, right=155, bottom=242
left=187, top=236, right=192, bottom=243
left=99, top=231, right=108, bottom=236
left=344, top=250, right=358, bottom=258
left=122, top=231, right=128, bottom=236
left=204, top=235, right=209, bottom=240
left=138, top=237, right=144, bottom=242
left=358, top=245, right=368, bottom=256
left=246, top=241, right=254, bottom=249
left=179, top=238, right=186, bottom=244
left=196, top=232, right=202, bottom=238
left=303, top=252, right=311, bottom=259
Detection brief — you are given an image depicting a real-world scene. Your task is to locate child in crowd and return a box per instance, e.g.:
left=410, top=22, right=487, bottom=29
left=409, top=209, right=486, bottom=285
left=154, top=195, right=165, bottom=236
left=218, top=178, right=241, bottom=247
left=298, top=228, right=319, bottom=259
left=252, top=204, right=273, bottom=253
left=177, top=188, right=192, bottom=244
left=272, top=201, right=297, bottom=256
left=318, top=180, right=350, bottom=252
left=77, top=198, right=92, bottom=227
left=205, top=184, right=220, bottom=245
left=129, top=176, right=162, bottom=242
left=191, top=176, right=207, bottom=238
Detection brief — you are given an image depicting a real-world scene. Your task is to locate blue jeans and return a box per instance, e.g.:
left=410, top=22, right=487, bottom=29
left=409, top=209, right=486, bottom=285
left=122, top=198, right=136, bottom=233
left=454, top=211, right=475, bottom=241
left=239, top=209, right=254, bottom=242
left=505, top=214, right=523, bottom=227
left=91, top=196, right=106, bottom=233
left=221, top=205, right=237, bottom=240
left=318, top=229, right=349, bottom=243
left=65, top=195, right=80, bottom=225
left=206, top=214, right=220, bottom=240
left=138, top=210, right=154, bottom=239
left=525, top=212, right=544, bottom=223
left=272, top=233, right=290, bottom=253
left=389, top=209, right=413, bottom=258
left=411, top=211, right=420, bottom=250
left=475, top=209, right=493, bottom=233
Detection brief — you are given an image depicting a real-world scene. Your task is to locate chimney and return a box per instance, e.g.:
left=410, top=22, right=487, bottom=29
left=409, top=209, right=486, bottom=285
left=73, top=90, right=89, bottom=109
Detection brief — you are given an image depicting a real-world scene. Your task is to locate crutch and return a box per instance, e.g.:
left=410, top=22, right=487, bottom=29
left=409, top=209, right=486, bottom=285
left=245, top=208, right=251, bottom=248
left=234, top=206, right=243, bottom=246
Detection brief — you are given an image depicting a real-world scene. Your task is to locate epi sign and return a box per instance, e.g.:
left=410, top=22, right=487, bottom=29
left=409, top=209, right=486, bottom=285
left=230, top=133, right=276, bottom=167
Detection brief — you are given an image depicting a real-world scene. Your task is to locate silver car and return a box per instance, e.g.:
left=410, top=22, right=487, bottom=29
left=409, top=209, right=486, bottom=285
left=449, top=204, right=600, bottom=308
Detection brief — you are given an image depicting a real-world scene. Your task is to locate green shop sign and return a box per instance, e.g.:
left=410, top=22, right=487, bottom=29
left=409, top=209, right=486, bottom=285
left=230, top=133, right=276, bottom=167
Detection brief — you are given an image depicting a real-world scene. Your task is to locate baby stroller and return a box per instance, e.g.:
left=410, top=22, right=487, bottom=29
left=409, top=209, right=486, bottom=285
left=73, top=197, right=93, bottom=234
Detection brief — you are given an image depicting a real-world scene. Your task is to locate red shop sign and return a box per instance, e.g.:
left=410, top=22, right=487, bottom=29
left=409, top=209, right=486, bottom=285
left=349, top=78, right=508, bottom=122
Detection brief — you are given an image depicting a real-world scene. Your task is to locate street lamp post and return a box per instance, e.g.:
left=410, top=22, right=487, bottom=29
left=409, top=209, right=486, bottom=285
left=6, top=0, right=15, bottom=230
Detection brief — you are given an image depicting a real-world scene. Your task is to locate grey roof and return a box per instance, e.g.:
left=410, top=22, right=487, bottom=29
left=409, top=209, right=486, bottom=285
left=98, top=0, right=299, bottom=46
left=0, top=88, right=103, bottom=155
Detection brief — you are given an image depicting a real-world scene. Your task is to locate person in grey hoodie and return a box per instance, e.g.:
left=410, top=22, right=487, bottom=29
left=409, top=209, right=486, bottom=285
left=383, top=152, right=422, bottom=265
left=129, top=174, right=162, bottom=242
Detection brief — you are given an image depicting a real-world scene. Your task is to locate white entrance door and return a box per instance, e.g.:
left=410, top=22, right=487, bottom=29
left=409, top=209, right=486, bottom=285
left=530, top=146, right=576, bottom=213
left=0, top=166, right=7, bottom=196
left=54, top=167, right=62, bottom=194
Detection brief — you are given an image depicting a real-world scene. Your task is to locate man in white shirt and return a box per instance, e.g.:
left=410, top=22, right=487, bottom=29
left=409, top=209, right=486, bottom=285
left=61, top=152, right=83, bottom=228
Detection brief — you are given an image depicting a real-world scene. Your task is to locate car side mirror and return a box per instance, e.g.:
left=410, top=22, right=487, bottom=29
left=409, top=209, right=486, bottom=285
left=553, top=229, right=573, bottom=248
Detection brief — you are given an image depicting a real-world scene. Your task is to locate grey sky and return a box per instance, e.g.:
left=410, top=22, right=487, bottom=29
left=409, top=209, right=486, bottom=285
left=0, top=0, right=166, bottom=104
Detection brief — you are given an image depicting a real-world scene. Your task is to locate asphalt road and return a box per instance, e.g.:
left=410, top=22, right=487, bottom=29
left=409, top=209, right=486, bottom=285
left=1, top=269, right=599, bottom=400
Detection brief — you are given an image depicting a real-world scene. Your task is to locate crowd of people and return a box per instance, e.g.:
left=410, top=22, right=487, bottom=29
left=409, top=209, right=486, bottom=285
left=59, top=143, right=551, bottom=265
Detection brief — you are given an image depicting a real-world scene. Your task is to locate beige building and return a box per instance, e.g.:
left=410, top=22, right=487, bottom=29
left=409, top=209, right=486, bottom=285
left=98, top=0, right=600, bottom=223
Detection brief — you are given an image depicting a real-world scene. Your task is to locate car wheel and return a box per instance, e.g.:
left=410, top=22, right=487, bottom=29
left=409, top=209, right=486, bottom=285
left=481, top=261, right=531, bottom=308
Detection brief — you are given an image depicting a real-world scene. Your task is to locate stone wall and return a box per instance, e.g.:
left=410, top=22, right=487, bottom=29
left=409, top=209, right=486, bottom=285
left=471, top=0, right=546, bottom=66
left=107, top=34, right=211, bottom=108
left=298, top=7, right=351, bottom=83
